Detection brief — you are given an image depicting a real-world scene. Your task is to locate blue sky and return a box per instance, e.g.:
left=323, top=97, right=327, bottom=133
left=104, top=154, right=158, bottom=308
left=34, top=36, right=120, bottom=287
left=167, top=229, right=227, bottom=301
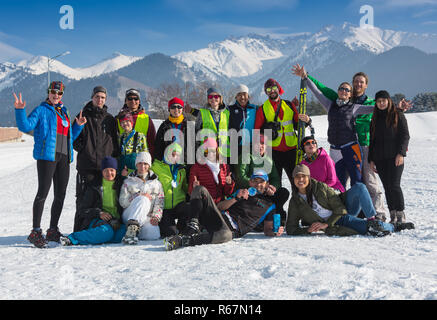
left=0, top=0, right=436, bottom=67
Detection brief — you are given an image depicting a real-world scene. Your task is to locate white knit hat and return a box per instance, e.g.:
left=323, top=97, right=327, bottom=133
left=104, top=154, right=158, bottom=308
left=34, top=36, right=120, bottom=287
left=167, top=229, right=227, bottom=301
left=135, top=152, right=152, bottom=166
left=234, top=84, right=249, bottom=97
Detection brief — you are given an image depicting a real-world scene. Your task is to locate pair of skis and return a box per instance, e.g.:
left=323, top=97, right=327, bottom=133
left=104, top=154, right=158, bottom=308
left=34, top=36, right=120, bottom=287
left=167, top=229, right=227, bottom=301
left=296, top=79, right=307, bottom=165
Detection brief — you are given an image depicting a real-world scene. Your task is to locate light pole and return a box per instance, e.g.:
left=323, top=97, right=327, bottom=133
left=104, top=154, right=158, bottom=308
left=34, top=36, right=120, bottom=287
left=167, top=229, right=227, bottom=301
left=47, top=51, right=70, bottom=87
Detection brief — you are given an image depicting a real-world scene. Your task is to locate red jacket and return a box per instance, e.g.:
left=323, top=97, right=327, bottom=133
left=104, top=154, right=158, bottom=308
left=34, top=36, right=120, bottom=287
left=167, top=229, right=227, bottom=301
left=188, top=162, right=235, bottom=203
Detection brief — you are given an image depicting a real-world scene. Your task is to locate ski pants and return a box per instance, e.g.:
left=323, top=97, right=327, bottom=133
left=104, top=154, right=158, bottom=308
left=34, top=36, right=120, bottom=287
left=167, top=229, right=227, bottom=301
left=272, top=148, right=297, bottom=186
left=330, top=141, right=362, bottom=188
left=67, top=219, right=127, bottom=245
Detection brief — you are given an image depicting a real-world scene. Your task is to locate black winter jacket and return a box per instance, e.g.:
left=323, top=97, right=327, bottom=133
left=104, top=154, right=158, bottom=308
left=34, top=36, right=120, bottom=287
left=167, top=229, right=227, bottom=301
left=154, top=118, right=188, bottom=163
left=368, top=108, right=410, bottom=162
left=73, top=175, right=125, bottom=232
left=73, top=102, right=119, bottom=174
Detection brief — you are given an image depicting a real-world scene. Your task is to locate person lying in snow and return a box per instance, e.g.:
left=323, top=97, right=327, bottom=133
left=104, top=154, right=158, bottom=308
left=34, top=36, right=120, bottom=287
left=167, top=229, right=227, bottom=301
left=164, top=169, right=283, bottom=251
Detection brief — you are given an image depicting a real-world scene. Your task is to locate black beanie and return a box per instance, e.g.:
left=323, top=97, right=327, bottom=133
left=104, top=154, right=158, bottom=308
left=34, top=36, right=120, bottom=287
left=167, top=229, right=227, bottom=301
left=375, top=90, right=391, bottom=101
left=92, top=86, right=107, bottom=98
left=101, top=156, right=118, bottom=171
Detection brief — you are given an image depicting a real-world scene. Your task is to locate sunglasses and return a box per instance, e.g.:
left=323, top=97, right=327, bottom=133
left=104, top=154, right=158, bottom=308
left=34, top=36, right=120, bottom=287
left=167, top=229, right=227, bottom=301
left=49, top=89, right=63, bottom=95
left=170, top=104, right=183, bottom=110
left=127, top=96, right=140, bottom=101
left=338, top=87, right=351, bottom=93
left=303, top=140, right=317, bottom=147
left=208, top=95, right=220, bottom=100
left=265, top=86, right=278, bottom=93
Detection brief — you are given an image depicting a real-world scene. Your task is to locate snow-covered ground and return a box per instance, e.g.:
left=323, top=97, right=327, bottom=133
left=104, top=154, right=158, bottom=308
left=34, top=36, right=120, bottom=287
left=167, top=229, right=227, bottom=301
left=0, top=113, right=436, bottom=300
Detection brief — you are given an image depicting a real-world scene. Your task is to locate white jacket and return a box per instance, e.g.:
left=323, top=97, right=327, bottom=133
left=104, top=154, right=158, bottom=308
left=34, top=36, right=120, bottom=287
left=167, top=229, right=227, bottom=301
left=119, top=170, right=164, bottom=221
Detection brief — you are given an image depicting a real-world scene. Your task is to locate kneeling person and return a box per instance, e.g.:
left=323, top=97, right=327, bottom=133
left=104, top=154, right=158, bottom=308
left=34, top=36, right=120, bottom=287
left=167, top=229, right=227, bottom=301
left=61, top=157, right=126, bottom=246
left=164, top=171, right=284, bottom=251
left=119, top=152, right=165, bottom=244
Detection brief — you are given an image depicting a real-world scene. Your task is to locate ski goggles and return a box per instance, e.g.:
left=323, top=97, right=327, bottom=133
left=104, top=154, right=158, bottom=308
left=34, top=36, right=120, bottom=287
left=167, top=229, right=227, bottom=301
left=265, top=86, right=278, bottom=93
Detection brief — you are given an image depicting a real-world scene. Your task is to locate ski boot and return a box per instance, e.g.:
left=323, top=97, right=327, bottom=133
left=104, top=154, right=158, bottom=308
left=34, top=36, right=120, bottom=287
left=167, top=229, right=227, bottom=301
left=123, top=220, right=140, bottom=245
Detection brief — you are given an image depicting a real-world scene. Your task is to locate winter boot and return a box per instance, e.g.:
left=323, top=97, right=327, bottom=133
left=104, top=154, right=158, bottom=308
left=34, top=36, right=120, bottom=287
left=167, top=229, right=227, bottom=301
left=396, top=210, right=407, bottom=224
left=164, top=234, right=194, bottom=251
left=27, top=229, right=48, bottom=248
left=60, top=236, right=73, bottom=246
left=389, top=210, right=397, bottom=224
left=394, top=222, right=415, bottom=232
left=46, top=227, right=62, bottom=242
left=366, top=220, right=391, bottom=237
left=183, top=218, right=200, bottom=236
left=123, top=220, right=140, bottom=245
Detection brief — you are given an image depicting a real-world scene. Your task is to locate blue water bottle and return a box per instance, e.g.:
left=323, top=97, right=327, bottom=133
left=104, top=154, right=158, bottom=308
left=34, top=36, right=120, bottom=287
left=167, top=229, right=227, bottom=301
left=273, top=213, right=281, bottom=233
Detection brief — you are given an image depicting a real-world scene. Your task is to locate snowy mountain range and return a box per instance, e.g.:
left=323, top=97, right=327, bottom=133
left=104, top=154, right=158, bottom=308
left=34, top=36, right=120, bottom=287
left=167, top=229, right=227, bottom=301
left=0, top=22, right=436, bottom=126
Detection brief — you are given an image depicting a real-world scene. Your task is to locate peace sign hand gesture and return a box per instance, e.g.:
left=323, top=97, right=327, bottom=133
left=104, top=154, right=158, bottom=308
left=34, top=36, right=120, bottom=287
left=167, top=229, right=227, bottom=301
left=13, top=93, right=26, bottom=109
left=75, top=110, right=87, bottom=126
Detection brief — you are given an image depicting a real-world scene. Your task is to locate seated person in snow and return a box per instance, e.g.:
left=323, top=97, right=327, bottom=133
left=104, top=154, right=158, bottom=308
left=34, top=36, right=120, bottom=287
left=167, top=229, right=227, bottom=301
left=119, top=152, right=165, bottom=244
left=61, top=157, right=126, bottom=246
left=163, top=169, right=284, bottom=251
left=234, top=133, right=289, bottom=226
left=286, top=164, right=414, bottom=237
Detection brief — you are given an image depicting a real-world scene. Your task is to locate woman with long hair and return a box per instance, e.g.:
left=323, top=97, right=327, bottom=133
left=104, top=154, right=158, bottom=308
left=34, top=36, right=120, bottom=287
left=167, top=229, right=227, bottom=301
left=286, top=164, right=414, bottom=237
left=369, top=91, right=412, bottom=225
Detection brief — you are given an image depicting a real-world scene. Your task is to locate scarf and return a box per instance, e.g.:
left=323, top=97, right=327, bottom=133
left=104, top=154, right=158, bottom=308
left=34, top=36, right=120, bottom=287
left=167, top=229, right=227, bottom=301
left=205, top=160, right=220, bottom=184
left=304, top=149, right=320, bottom=163
left=169, top=114, right=184, bottom=125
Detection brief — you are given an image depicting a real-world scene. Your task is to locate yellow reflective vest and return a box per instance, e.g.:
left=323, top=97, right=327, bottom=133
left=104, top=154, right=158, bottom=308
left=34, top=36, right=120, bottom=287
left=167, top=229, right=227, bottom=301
left=199, top=108, right=230, bottom=157
left=262, top=99, right=298, bottom=148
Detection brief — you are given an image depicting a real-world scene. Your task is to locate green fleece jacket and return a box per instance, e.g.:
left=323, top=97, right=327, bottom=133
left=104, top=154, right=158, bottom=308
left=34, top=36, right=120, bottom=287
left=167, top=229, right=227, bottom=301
left=151, top=160, right=188, bottom=210
left=286, top=179, right=357, bottom=237
left=308, top=74, right=375, bottom=146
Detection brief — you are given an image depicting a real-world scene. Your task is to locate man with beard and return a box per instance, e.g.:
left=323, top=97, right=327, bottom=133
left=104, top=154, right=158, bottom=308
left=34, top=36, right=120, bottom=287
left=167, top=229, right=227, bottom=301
left=254, top=78, right=301, bottom=185
left=73, top=86, right=119, bottom=231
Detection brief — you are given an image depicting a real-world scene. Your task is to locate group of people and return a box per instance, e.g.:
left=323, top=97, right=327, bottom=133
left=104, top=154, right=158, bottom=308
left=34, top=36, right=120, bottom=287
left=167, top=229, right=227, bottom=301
left=13, top=67, right=415, bottom=250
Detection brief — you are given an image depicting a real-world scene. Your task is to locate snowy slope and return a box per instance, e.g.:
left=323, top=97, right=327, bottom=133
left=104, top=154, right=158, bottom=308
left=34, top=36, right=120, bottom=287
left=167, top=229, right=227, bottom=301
left=0, top=113, right=436, bottom=300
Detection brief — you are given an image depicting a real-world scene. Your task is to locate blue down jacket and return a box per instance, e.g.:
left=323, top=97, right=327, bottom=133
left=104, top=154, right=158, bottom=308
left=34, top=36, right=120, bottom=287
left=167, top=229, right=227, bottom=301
left=15, top=101, right=83, bottom=162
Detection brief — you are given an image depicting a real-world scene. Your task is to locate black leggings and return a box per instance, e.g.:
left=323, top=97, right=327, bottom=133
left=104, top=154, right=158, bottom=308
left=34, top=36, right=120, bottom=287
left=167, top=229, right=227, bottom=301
left=33, top=153, right=70, bottom=229
left=374, top=159, right=404, bottom=211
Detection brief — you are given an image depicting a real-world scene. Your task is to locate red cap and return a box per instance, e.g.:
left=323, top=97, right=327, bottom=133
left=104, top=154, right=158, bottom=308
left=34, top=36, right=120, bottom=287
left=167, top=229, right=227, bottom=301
left=168, top=97, right=185, bottom=110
